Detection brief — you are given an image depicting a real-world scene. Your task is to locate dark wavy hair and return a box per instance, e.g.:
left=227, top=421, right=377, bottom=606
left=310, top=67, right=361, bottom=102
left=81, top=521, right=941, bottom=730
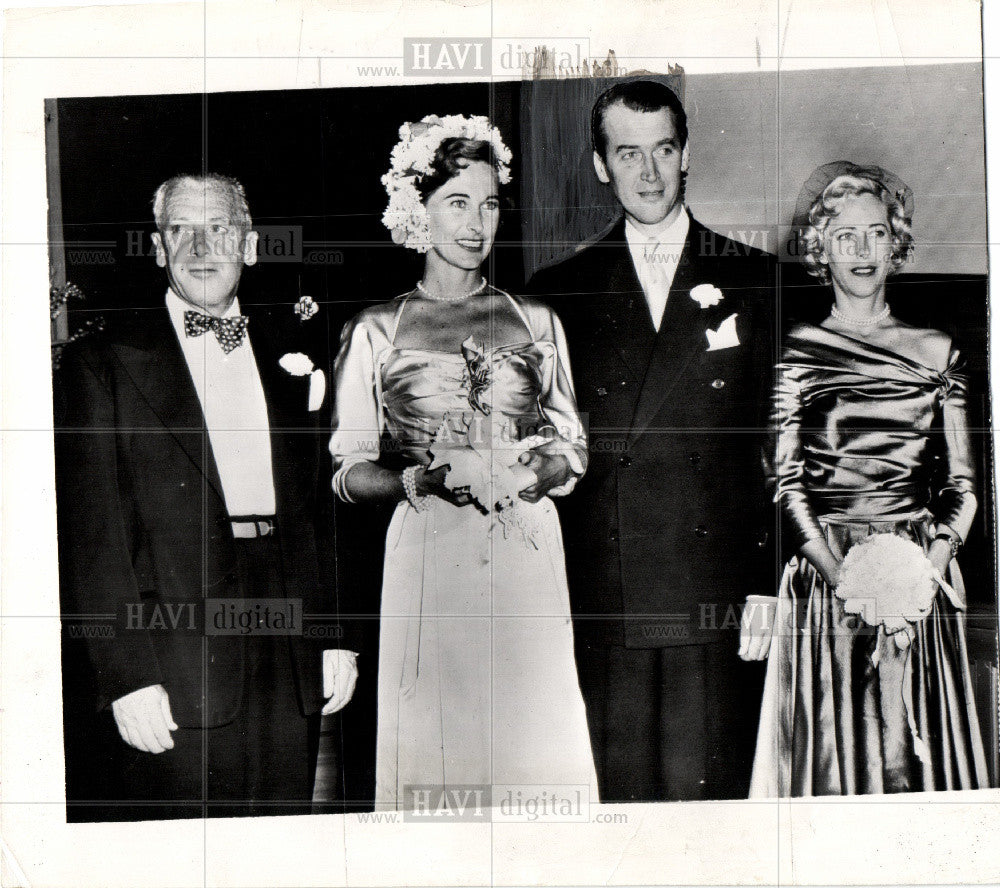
left=801, top=174, right=913, bottom=284
left=416, top=137, right=504, bottom=202
left=591, top=80, right=688, bottom=161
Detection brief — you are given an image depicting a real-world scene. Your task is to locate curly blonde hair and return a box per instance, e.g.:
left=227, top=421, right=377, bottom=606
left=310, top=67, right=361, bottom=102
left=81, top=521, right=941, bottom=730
left=801, top=174, right=913, bottom=283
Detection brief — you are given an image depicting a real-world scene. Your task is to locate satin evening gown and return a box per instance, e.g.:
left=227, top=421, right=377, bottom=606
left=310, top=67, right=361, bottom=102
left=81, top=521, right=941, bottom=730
left=330, top=288, right=598, bottom=809
left=750, top=323, right=989, bottom=796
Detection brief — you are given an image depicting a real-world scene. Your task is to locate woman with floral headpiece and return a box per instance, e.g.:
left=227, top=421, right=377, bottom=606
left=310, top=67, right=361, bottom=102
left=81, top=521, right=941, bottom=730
left=330, top=115, right=598, bottom=809
left=739, top=161, right=989, bottom=796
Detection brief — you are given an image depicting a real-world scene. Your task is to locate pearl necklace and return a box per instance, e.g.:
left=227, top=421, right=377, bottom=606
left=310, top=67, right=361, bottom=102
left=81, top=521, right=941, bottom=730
left=416, top=277, right=488, bottom=302
left=830, top=304, right=891, bottom=327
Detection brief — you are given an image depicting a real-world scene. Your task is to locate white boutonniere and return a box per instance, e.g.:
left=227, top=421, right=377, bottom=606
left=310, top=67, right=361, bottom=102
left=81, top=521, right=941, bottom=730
left=279, top=352, right=326, bottom=411
left=690, top=283, right=724, bottom=308
left=705, top=313, right=741, bottom=351
left=294, top=295, right=318, bottom=320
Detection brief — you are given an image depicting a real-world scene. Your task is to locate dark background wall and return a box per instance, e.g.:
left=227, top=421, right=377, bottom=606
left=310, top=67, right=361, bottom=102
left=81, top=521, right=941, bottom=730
left=55, top=82, right=521, bottom=345
left=683, top=63, right=987, bottom=276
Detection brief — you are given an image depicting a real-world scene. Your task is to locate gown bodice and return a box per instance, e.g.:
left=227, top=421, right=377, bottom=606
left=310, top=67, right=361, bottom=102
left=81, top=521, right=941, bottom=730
left=329, top=287, right=587, bottom=497
left=771, top=324, right=976, bottom=548
left=379, top=343, right=553, bottom=464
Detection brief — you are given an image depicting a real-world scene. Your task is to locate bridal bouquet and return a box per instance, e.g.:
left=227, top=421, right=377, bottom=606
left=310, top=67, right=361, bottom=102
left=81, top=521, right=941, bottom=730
left=427, top=412, right=547, bottom=547
left=835, top=532, right=946, bottom=650
left=427, top=413, right=534, bottom=506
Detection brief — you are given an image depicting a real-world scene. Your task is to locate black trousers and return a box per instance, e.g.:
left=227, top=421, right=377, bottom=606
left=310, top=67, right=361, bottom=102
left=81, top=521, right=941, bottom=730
left=66, top=535, right=319, bottom=822
left=575, top=636, right=765, bottom=802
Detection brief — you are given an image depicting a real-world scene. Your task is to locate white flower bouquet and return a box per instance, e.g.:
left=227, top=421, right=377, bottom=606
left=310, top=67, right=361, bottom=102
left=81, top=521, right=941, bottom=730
left=834, top=531, right=959, bottom=653
left=427, top=412, right=545, bottom=548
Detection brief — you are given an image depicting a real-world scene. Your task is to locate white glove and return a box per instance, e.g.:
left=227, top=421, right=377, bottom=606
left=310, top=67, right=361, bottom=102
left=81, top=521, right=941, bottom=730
left=321, top=649, right=359, bottom=715
left=111, top=684, right=178, bottom=753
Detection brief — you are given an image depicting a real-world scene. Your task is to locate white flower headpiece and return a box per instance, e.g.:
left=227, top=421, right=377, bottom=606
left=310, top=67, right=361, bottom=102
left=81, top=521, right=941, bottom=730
left=381, top=114, right=513, bottom=253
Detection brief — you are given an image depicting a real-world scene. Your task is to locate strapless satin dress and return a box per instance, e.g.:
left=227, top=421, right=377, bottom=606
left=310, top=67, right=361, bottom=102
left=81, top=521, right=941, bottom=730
left=331, top=290, right=598, bottom=809
left=750, top=324, right=989, bottom=796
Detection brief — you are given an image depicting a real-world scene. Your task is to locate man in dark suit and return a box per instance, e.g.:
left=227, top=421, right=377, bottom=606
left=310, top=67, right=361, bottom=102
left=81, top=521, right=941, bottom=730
left=528, top=80, right=774, bottom=801
left=55, top=174, right=358, bottom=820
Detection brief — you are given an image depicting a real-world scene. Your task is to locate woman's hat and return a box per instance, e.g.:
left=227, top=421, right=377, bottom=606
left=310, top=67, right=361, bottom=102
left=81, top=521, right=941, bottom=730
left=791, top=160, right=914, bottom=234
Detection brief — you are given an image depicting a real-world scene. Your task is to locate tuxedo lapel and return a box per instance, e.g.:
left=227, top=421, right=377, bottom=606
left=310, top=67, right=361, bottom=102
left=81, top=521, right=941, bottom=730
left=111, top=309, right=226, bottom=503
left=628, top=220, right=719, bottom=442
left=593, top=222, right=657, bottom=385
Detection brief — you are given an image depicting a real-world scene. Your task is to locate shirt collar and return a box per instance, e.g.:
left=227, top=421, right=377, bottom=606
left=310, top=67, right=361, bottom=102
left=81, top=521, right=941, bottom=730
left=624, top=206, right=690, bottom=251
left=165, top=287, right=242, bottom=332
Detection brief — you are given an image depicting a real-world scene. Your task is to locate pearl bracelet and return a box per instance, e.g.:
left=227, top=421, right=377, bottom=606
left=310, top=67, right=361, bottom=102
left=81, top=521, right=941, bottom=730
left=402, top=465, right=431, bottom=512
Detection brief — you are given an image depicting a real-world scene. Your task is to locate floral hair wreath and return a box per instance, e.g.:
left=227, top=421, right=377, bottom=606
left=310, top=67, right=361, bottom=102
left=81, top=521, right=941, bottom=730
left=381, top=114, right=513, bottom=253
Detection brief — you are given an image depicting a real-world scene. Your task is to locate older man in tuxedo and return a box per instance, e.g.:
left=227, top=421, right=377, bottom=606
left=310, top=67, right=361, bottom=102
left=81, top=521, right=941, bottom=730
left=528, top=80, right=774, bottom=801
left=55, top=174, right=357, bottom=820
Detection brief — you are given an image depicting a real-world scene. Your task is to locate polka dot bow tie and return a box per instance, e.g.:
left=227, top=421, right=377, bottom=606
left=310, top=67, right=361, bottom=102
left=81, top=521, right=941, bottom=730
left=183, top=310, right=249, bottom=354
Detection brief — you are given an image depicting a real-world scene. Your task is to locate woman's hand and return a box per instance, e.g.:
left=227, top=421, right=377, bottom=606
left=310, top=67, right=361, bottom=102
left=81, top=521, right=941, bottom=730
left=927, top=537, right=953, bottom=581
left=516, top=449, right=572, bottom=503
left=800, top=538, right=843, bottom=589
left=412, top=464, right=482, bottom=510
left=414, top=463, right=449, bottom=498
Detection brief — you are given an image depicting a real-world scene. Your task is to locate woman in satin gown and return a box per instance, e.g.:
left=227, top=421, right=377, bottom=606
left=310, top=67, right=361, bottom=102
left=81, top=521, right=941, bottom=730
left=742, top=163, right=989, bottom=796
left=330, top=117, right=598, bottom=809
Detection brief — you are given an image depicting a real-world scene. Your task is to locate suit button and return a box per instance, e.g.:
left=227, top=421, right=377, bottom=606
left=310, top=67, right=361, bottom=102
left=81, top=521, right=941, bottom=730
left=694, top=524, right=708, bottom=537
left=619, top=455, right=632, bottom=468
left=596, top=386, right=608, bottom=397
left=609, top=531, right=618, bottom=542
left=619, top=379, right=628, bottom=388
left=711, top=378, right=726, bottom=390
left=689, top=452, right=701, bottom=467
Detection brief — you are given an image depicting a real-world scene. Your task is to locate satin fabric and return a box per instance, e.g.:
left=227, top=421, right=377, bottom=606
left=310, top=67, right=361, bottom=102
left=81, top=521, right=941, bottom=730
left=751, top=324, right=989, bottom=796
left=330, top=288, right=597, bottom=810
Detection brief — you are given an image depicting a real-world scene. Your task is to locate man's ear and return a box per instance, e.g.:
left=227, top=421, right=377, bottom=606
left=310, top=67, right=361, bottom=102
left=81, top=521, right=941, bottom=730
left=151, top=232, right=167, bottom=268
left=593, top=150, right=611, bottom=185
left=681, top=141, right=690, bottom=173
left=242, top=230, right=259, bottom=267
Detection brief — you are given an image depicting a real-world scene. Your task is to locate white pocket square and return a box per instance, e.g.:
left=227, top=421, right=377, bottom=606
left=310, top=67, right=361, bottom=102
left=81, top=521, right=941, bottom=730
left=705, top=312, right=741, bottom=351
left=308, top=368, right=326, bottom=411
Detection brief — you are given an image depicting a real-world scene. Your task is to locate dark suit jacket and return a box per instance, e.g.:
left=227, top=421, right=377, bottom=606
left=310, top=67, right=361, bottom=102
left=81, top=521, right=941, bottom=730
left=54, top=303, right=345, bottom=727
left=529, top=216, right=777, bottom=648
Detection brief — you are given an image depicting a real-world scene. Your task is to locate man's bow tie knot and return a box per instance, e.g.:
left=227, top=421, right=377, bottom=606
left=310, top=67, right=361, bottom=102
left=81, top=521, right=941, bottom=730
left=183, top=310, right=249, bottom=354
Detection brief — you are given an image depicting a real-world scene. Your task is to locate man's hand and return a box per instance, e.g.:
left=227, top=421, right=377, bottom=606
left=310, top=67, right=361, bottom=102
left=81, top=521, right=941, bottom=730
left=321, top=649, right=359, bottom=715
left=738, top=595, right=777, bottom=661
left=111, top=684, right=178, bottom=753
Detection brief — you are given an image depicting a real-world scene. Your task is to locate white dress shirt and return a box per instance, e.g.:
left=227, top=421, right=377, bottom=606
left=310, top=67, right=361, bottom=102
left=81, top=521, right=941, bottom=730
left=625, top=208, right=690, bottom=331
left=166, top=289, right=276, bottom=517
